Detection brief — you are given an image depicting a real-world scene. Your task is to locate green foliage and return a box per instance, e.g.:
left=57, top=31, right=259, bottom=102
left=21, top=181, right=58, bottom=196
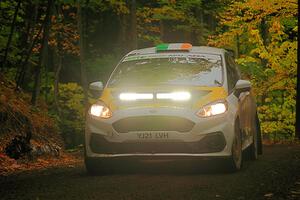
left=2, top=0, right=297, bottom=146
left=209, top=0, right=298, bottom=140
left=136, top=0, right=221, bottom=45
left=0, top=0, right=23, bottom=66
left=53, top=83, right=85, bottom=148
left=86, top=54, right=120, bottom=83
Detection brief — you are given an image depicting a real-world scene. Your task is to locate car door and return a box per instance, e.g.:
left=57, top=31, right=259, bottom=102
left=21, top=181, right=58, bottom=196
left=225, top=53, right=252, bottom=147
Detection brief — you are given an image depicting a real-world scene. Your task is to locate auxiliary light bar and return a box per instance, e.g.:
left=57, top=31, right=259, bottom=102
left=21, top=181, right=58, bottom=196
left=119, top=93, right=153, bottom=101
left=156, top=92, right=191, bottom=101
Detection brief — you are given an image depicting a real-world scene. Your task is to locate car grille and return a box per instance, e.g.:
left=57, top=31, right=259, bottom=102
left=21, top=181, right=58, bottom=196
left=90, top=132, right=226, bottom=154
left=112, top=116, right=195, bottom=133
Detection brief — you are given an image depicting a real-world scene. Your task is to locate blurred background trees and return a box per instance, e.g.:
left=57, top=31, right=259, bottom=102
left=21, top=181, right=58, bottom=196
left=208, top=0, right=298, bottom=140
left=0, top=0, right=298, bottom=148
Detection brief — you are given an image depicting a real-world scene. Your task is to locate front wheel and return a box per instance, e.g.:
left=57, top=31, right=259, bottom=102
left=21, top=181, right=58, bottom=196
left=84, top=144, right=112, bottom=175
left=85, top=156, right=100, bottom=175
left=85, top=156, right=113, bottom=175
left=248, top=113, right=261, bottom=160
left=256, top=113, right=263, bottom=155
left=226, top=121, right=243, bottom=172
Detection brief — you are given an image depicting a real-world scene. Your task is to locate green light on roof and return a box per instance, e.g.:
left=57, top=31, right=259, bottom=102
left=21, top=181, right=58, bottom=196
left=156, top=43, right=169, bottom=51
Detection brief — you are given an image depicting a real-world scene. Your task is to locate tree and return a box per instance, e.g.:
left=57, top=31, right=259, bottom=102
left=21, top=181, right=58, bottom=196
left=297, top=49, right=300, bottom=139
left=15, top=2, right=43, bottom=90
left=31, top=0, right=54, bottom=105
left=48, top=3, right=80, bottom=115
left=77, top=0, right=88, bottom=107
left=130, top=0, right=137, bottom=49
left=0, top=0, right=21, bottom=71
left=209, top=0, right=298, bottom=139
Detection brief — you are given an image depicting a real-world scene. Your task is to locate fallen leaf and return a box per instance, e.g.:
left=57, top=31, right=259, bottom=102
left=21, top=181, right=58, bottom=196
left=264, top=193, right=274, bottom=198
left=290, top=191, right=300, bottom=194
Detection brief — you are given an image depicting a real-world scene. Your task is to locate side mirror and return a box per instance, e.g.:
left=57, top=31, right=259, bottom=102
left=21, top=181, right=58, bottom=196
left=89, top=81, right=104, bottom=98
left=234, top=80, right=251, bottom=97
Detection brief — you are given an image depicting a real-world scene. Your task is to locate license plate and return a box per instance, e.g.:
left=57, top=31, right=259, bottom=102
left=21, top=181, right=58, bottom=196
left=136, top=132, right=169, bottom=139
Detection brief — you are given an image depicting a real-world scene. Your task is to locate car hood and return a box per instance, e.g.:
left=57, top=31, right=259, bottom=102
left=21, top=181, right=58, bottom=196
left=99, top=86, right=227, bottom=111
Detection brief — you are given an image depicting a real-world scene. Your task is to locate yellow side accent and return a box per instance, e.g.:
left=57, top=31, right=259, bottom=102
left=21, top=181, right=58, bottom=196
left=193, top=87, right=227, bottom=109
left=100, top=88, right=117, bottom=111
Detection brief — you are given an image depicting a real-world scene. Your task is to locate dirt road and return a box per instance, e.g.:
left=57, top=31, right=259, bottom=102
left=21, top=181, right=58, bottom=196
left=1, top=145, right=300, bottom=200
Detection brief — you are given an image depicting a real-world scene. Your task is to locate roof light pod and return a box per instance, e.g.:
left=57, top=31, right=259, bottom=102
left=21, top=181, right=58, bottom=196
left=156, top=43, right=192, bottom=51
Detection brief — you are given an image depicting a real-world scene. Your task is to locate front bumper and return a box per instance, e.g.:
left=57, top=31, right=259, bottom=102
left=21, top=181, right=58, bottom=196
left=90, top=132, right=226, bottom=154
left=85, top=107, right=236, bottom=158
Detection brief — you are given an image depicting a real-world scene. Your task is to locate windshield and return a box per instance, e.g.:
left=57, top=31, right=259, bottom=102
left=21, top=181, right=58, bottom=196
left=108, top=53, right=223, bottom=87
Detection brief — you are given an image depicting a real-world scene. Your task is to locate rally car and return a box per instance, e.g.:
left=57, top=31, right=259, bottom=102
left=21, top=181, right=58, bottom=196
left=85, top=43, right=262, bottom=174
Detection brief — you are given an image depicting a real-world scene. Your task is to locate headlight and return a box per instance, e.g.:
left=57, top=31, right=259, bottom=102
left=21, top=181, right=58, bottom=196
left=197, top=100, right=228, bottom=117
left=89, top=103, right=112, bottom=118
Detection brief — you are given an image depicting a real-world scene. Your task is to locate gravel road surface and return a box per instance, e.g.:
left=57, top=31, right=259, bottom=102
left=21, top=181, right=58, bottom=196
left=1, top=145, right=300, bottom=200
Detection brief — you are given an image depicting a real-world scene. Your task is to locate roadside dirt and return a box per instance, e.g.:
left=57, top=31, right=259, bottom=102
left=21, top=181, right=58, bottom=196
left=0, top=144, right=300, bottom=200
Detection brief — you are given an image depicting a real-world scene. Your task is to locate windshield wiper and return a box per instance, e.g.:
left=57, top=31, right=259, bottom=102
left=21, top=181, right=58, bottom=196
left=214, top=79, right=222, bottom=86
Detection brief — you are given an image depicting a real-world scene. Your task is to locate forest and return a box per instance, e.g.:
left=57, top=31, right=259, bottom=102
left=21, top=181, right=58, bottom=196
left=0, top=0, right=298, bottom=151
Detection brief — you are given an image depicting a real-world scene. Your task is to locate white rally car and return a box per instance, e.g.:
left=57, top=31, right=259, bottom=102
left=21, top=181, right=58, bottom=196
left=85, top=43, right=262, bottom=174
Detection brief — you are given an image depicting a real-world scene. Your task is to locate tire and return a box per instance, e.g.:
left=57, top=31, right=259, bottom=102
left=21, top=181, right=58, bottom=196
left=256, top=113, right=263, bottom=155
left=85, top=156, right=100, bottom=175
left=85, top=155, right=114, bottom=175
left=244, top=112, right=263, bottom=160
left=84, top=139, right=99, bottom=175
left=226, top=120, right=243, bottom=172
left=247, top=116, right=260, bottom=160
left=84, top=144, right=112, bottom=175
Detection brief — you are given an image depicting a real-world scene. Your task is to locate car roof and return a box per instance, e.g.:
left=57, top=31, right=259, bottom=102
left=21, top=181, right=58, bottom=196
left=125, top=45, right=226, bottom=57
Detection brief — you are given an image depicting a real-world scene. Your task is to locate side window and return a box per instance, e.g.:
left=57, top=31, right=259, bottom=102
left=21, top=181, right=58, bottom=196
left=225, top=54, right=240, bottom=93
left=229, top=56, right=241, bottom=80
left=231, top=57, right=241, bottom=80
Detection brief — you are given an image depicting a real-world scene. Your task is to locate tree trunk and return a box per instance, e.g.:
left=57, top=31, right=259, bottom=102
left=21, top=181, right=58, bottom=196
left=77, top=0, right=89, bottom=108
left=199, top=9, right=205, bottom=45
left=160, top=20, right=164, bottom=43
left=296, top=48, right=300, bottom=139
left=31, top=0, right=53, bottom=105
left=15, top=3, right=44, bottom=90
left=14, top=1, right=36, bottom=82
left=54, top=56, right=62, bottom=116
left=130, top=0, right=137, bottom=49
left=236, top=34, right=240, bottom=58
left=1, top=0, right=22, bottom=71
left=118, top=14, right=127, bottom=54
left=44, top=44, right=50, bottom=102
left=260, top=18, right=268, bottom=67
left=53, top=2, right=63, bottom=117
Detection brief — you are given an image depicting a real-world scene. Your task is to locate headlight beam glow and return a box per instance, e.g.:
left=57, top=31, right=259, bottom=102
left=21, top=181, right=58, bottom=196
left=90, top=104, right=112, bottom=118
left=90, top=105, right=104, bottom=117
left=210, top=103, right=227, bottom=115
left=197, top=101, right=227, bottom=117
